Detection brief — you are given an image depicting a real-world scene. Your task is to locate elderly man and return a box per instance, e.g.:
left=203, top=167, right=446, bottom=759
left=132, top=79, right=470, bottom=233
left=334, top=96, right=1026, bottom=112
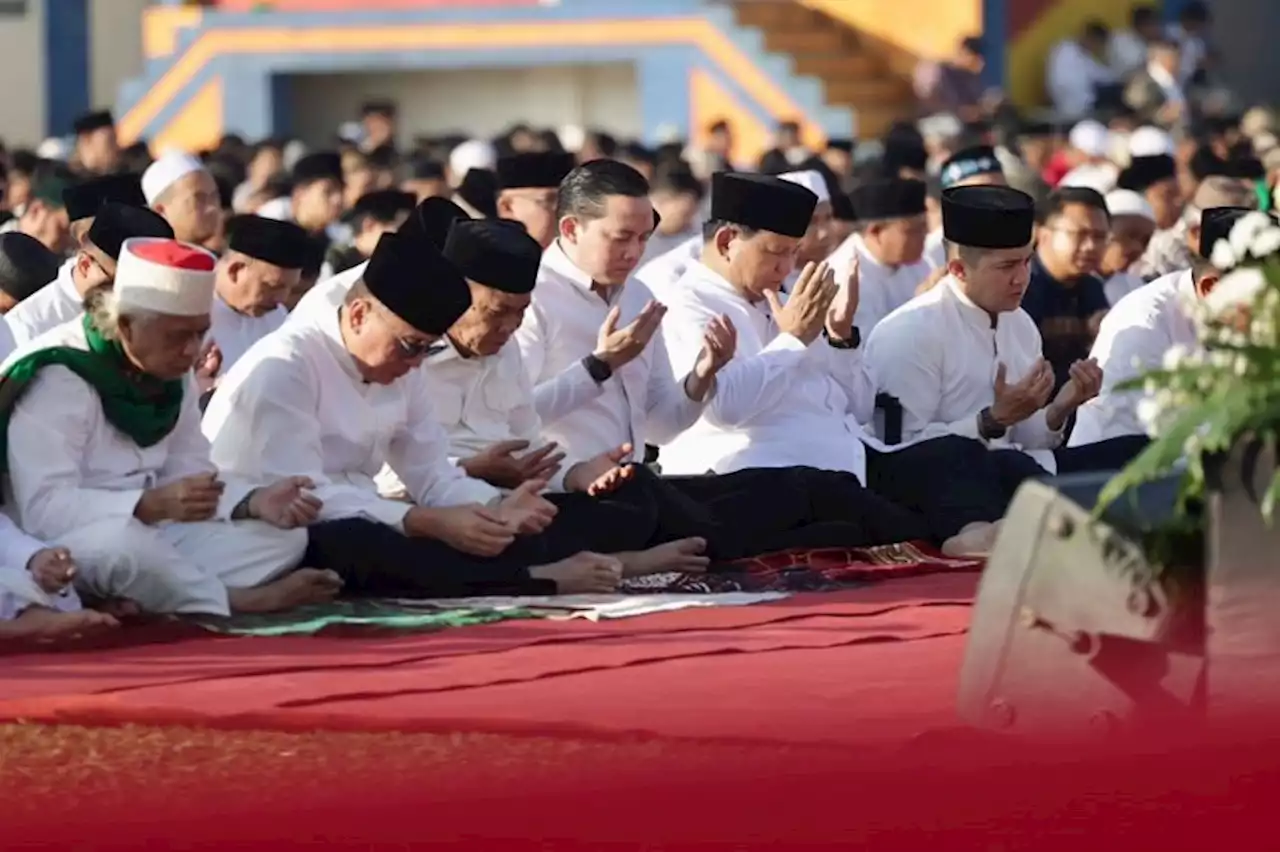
left=203, top=214, right=313, bottom=377
left=143, top=152, right=223, bottom=249
left=0, top=238, right=338, bottom=616
left=204, top=231, right=631, bottom=598
left=1132, top=174, right=1253, bottom=281
left=826, top=177, right=931, bottom=333
left=775, top=170, right=836, bottom=293
left=494, top=152, right=577, bottom=249
left=3, top=202, right=174, bottom=358
left=1100, top=189, right=1158, bottom=304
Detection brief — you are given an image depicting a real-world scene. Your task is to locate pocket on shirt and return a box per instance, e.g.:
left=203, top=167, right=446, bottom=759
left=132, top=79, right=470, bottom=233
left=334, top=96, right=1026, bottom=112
left=481, top=376, right=519, bottom=417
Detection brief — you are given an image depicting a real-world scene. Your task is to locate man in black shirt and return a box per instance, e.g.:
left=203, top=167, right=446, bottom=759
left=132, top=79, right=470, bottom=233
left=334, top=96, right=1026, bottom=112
left=1020, top=186, right=1111, bottom=390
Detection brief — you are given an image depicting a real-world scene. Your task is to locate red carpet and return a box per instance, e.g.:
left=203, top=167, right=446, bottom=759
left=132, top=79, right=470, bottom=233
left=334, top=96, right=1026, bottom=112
left=0, top=571, right=978, bottom=747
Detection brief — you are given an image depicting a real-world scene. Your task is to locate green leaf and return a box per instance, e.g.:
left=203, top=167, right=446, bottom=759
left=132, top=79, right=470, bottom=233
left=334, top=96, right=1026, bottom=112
left=1262, top=468, right=1280, bottom=525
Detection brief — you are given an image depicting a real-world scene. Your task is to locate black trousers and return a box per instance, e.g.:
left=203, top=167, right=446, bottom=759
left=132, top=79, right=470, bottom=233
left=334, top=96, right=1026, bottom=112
left=304, top=485, right=659, bottom=599
left=988, top=435, right=1152, bottom=502
left=640, top=464, right=930, bottom=560
left=865, top=434, right=1015, bottom=542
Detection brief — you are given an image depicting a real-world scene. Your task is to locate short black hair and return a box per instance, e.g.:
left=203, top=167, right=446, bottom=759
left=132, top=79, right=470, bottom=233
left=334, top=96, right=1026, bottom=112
left=702, top=219, right=757, bottom=243
left=651, top=166, right=705, bottom=200
left=1037, top=186, right=1111, bottom=225
left=1131, top=5, right=1157, bottom=27
left=555, top=158, right=650, bottom=223
left=1082, top=20, right=1110, bottom=41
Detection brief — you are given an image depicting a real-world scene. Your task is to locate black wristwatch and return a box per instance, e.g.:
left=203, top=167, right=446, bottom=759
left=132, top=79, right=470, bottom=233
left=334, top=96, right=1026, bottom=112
left=824, top=326, right=861, bottom=350
left=582, top=354, right=613, bottom=384
left=978, top=406, right=1008, bottom=440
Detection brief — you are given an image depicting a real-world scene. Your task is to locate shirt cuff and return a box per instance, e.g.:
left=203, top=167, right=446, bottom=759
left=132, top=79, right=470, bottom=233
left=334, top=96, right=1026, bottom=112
left=764, top=333, right=809, bottom=354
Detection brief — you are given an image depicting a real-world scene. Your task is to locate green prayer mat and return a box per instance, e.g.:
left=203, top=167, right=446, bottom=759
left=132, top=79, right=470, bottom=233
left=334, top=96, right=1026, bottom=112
left=193, top=600, right=545, bottom=637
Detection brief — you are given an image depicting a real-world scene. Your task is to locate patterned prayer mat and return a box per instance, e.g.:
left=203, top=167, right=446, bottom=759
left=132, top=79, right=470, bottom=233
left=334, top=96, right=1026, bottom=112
left=622, top=541, right=983, bottom=594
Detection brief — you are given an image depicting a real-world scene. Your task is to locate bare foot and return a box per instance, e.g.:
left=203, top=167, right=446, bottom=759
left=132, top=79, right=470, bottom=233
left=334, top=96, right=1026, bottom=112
left=0, top=606, right=119, bottom=641
left=227, top=568, right=344, bottom=614
left=942, top=521, right=1001, bottom=558
left=616, top=537, right=710, bottom=577
left=94, top=598, right=142, bottom=619
left=529, top=552, right=623, bottom=594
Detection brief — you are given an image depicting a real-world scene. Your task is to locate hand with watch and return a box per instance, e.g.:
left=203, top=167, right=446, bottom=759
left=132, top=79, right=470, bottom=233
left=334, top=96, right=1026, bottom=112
left=978, top=359, right=1056, bottom=439
left=587, top=299, right=668, bottom=383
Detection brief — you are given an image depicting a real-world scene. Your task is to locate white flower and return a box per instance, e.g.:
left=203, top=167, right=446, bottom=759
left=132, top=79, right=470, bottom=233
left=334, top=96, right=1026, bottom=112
left=1229, top=211, right=1273, bottom=260
left=1136, top=396, right=1164, bottom=432
left=1162, top=344, right=1191, bottom=370
left=1204, top=267, right=1268, bottom=316
left=1210, top=238, right=1239, bottom=272
left=1250, top=225, right=1280, bottom=260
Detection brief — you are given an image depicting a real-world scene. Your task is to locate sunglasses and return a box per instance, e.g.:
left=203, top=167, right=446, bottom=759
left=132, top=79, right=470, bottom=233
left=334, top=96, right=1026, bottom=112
left=395, top=336, right=445, bottom=359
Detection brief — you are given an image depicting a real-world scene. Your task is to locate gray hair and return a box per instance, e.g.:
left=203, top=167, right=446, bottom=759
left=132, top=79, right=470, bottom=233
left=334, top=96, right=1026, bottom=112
left=84, top=288, right=164, bottom=340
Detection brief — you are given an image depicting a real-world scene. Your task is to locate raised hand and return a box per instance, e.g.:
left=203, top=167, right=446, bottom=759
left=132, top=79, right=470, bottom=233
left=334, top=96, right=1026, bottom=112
left=764, top=260, right=838, bottom=345
left=990, top=359, right=1055, bottom=427
left=693, top=314, right=737, bottom=381
left=460, top=440, right=565, bottom=489
left=1053, top=358, right=1104, bottom=412
left=27, top=547, right=76, bottom=594
left=594, top=300, right=667, bottom=370
left=248, top=476, right=324, bottom=529
left=563, top=443, right=634, bottom=494
left=195, top=340, right=222, bottom=395
left=135, top=472, right=225, bottom=524
left=498, top=479, right=558, bottom=535
left=826, top=253, right=860, bottom=340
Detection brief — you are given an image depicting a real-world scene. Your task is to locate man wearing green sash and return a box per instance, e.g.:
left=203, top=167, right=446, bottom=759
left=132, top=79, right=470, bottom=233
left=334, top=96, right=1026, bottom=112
left=0, top=237, right=343, bottom=617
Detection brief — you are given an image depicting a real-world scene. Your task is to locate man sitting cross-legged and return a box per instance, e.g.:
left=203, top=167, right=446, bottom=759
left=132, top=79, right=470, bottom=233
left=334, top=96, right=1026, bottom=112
left=204, top=229, right=663, bottom=598
left=517, top=159, right=977, bottom=558
left=415, top=217, right=710, bottom=577
left=658, top=172, right=1007, bottom=556
left=0, top=238, right=338, bottom=617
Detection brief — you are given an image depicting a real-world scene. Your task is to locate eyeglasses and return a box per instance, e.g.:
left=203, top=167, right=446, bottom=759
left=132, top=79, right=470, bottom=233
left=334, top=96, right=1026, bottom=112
left=394, top=336, right=443, bottom=359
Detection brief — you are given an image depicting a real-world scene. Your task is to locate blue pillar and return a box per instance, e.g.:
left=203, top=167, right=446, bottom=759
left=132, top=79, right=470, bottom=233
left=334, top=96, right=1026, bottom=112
left=636, top=46, right=693, bottom=145
left=220, top=61, right=275, bottom=141
left=44, top=0, right=90, bottom=136
left=981, top=0, right=1006, bottom=91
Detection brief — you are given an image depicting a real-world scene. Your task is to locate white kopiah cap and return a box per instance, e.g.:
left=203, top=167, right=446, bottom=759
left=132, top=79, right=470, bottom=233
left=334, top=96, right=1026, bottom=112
left=1068, top=120, right=1110, bottom=158
left=113, top=237, right=217, bottom=317
left=1128, top=126, right=1176, bottom=158
left=1059, top=163, right=1119, bottom=193
left=1105, top=189, right=1157, bottom=222
left=141, top=151, right=206, bottom=205
left=777, top=170, right=831, bottom=204
left=448, top=140, right=497, bottom=181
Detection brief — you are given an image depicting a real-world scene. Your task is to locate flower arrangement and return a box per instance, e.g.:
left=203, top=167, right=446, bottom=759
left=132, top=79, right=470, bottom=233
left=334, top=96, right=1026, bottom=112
left=1097, top=211, right=1280, bottom=564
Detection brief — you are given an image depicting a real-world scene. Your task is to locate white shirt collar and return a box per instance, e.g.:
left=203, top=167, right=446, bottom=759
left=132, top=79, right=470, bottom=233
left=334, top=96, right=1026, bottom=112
left=944, top=275, right=1000, bottom=330
left=544, top=239, right=622, bottom=305
left=315, top=304, right=364, bottom=382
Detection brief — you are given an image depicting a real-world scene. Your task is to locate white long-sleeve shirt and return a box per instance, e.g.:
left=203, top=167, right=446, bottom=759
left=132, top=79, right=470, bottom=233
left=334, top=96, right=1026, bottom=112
left=923, top=229, right=946, bottom=270
left=1069, top=269, right=1198, bottom=446
left=203, top=300, right=500, bottom=532
left=632, top=234, right=702, bottom=304
left=514, top=240, right=706, bottom=461
left=423, top=336, right=588, bottom=492
left=289, top=260, right=368, bottom=319
left=2, top=257, right=79, bottom=361
left=2, top=318, right=253, bottom=543
left=825, top=233, right=934, bottom=335
left=0, top=512, right=74, bottom=622
left=865, top=276, right=1065, bottom=473
left=1046, top=39, right=1117, bottom=118
left=657, top=261, right=881, bottom=479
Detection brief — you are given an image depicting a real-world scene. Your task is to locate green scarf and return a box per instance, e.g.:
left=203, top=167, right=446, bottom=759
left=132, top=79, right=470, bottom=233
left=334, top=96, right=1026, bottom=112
left=0, top=314, right=185, bottom=474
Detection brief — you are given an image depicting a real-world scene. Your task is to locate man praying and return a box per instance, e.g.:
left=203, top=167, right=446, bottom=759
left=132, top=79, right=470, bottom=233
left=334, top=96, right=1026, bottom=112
left=1, top=238, right=338, bottom=616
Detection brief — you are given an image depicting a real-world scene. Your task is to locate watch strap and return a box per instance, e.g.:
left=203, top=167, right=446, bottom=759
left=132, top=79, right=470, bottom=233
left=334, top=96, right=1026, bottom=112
left=582, top=354, right=613, bottom=383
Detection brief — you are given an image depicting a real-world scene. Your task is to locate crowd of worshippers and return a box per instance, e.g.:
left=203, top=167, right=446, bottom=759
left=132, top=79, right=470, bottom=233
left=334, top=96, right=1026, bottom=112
left=0, top=102, right=1271, bottom=642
